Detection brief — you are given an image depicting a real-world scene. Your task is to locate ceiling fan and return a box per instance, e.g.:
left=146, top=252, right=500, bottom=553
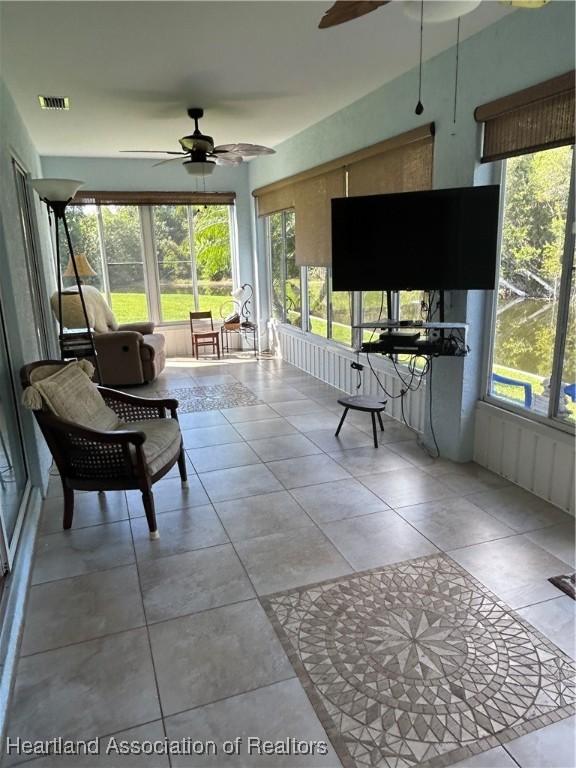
left=318, top=0, right=551, bottom=29
left=121, top=108, right=275, bottom=175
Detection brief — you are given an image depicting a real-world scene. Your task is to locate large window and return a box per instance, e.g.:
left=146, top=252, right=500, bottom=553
left=67, top=202, right=236, bottom=325
left=267, top=210, right=301, bottom=327
left=307, top=267, right=328, bottom=338
left=489, top=145, right=575, bottom=424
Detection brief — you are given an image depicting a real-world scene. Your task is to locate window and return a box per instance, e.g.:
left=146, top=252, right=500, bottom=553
left=489, top=145, right=575, bottom=424
left=67, top=202, right=236, bottom=325
left=267, top=210, right=301, bottom=326
left=307, top=266, right=328, bottom=338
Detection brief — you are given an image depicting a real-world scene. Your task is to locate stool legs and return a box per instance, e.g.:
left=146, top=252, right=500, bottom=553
left=377, top=411, right=385, bottom=432
left=335, top=407, right=349, bottom=437
left=371, top=412, right=379, bottom=449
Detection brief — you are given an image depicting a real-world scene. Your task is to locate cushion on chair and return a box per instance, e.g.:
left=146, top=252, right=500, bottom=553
left=139, top=333, right=165, bottom=362
left=119, top=418, right=181, bottom=476
left=31, top=362, right=120, bottom=431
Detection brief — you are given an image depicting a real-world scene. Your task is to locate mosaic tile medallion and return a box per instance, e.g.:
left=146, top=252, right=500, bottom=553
left=158, top=383, right=261, bottom=413
left=262, top=554, right=576, bottom=768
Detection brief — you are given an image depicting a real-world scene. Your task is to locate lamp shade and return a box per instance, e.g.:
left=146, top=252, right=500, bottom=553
left=63, top=253, right=97, bottom=278
left=30, top=178, right=84, bottom=202
left=231, top=286, right=244, bottom=300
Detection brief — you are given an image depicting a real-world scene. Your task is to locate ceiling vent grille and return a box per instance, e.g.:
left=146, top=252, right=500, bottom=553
left=38, top=95, right=70, bottom=110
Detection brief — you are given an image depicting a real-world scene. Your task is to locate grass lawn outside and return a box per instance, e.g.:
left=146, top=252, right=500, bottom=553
left=110, top=292, right=231, bottom=324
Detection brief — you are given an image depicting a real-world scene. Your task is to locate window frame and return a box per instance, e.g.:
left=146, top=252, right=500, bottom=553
left=67, top=201, right=238, bottom=328
left=483, top=148, right=576, bottom=434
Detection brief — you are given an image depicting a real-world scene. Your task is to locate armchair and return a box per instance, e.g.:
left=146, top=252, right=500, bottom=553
left=21, top=360, right=188, bottom=539
left=51, top=287, right=166, bottom=386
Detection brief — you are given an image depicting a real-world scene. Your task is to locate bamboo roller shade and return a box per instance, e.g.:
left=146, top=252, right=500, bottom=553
left=253, top=123, right=435, bottom=266
left=475, top=71, right=575, bottom=163
left=71, top=191, right=236, bottom=206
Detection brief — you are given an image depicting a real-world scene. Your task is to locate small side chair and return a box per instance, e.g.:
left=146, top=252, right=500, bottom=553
left=21, top=360, right=188, bottom=539
left=189, top=311, right=221, bottom=359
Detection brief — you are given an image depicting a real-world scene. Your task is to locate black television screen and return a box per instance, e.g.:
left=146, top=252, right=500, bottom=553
left=331, top=185, right=500, bottom=291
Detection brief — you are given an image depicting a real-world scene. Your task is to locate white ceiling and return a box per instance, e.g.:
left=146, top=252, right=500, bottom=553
left=0, top=1, right=512, bottom=157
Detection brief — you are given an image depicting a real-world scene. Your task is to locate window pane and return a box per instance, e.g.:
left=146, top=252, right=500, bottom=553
left=308, top=266, right=328, bottom=337
left=154, top=205, right=193, bottom=322
left=400, top=291, right=424, bottom=322
left=490, top=146, right=572, bottom=414
left=558, top=248, right=575, bottom=422
left=194, top=205, right=233, bottom=318
left=331, top=288, right=352, bottom=345
left=269, top=213, right=283, bottom=321
left=362, top=291, right=387, bottom=342
left=101, top=206, right=148, bottom=323
left=284, top=212, right=301, bottom=327
left=65, top=206, right=104, bottom=292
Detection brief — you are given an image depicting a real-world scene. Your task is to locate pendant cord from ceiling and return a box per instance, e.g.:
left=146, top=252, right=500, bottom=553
left=453, top=17, right=461, bottom=125
left=415, top=0, right=424, bottom=115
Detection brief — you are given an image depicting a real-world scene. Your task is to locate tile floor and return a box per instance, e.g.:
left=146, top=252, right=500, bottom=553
left=5, top=357, right=575, bottom=768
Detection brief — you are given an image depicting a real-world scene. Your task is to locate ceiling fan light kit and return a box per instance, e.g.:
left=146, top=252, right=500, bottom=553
left=403, top=0, right=481, bottom=23
left=121, top=107, right=275, bottom=174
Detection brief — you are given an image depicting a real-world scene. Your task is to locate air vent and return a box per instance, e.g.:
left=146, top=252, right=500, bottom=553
left=38, top=95, right=70, bottom=110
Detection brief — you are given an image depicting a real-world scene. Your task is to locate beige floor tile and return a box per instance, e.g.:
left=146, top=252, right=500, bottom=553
left=182, top=424, right=244, bottom=449
left=467, top=485, right=570, bottom=533
left=518, top=596, right=576, bottom=658
left=21, top=565, right=144, bottom=656
left=149, top=600, right=293, bottom=715
left=306, top=426, right=376, bottom=453
left=214, top=491, right=314, bottom=541
left=328, top=445, right=412, bottom=477
left=248, top=433, right=322, bottom=461
left=233, top=418, right=298, bottom=440
left=165, top=679, right=341, bottom=767
left=290, top=478, right=390, bottom=524
left=188, top=442, right=261, bottom=473
left=505, top=715, right=575, bottom=768
left=449, top=535, right=573, bottom=609
left=41, top=491, right=128, bottom=534
left=448, top=746, right=518, bottom=767
left=267, top=454, right=351, bottom=489
left=270, top=399, right=330, bottom=417
left=320, top=510, right=439, bottom=570
left=397, top=497, right=515, bottom=550
left=131, top=505, right=228, bottom=562
left=126, top=476, right=210, bottom=517
left=7, top=629, right=160, bottom=746
left=361, top=468, right=454, bottom=508
left=222, top=404, right=278, bottom=423
left=32, top=521, right=135, bottom=585
left=140, top=544, right=254, bottom=623
left=199, top=464, right=283, bottom=502
left=235, top=527, right=352, bottom=595
left=523, top=520, right=576, bottom=567
left=178, top=410, right=228, bottom=429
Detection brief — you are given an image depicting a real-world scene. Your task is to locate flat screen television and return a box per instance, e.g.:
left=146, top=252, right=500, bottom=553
left=331, top=185, right=500, bottom=291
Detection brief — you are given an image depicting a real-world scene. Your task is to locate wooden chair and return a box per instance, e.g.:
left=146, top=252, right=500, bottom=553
left=189, top=311, right=221, bottom=359
left=21, top=360, right=188, bottom=539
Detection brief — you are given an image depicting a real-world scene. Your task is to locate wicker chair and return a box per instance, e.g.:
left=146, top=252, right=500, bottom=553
left=21, top=360, right=188, bottom=539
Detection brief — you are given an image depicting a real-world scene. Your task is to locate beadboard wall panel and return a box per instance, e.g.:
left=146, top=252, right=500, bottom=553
left=276, top=325, right=426, bottom=433
left=474, top=401, right=575, bottom=514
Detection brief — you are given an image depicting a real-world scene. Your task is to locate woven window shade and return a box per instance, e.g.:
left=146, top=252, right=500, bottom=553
left=71, top=190, right=235, bottom=206
left=256, top=186, right=295, bottom=217
left=475, top=71, right=575, bottom=163
left=294, top=169, right=346, bottom=267
left=347, top=137, right=434, bottom=196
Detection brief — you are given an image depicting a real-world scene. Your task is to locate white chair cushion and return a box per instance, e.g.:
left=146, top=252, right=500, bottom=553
left=119, top=418, right=181, bottom=476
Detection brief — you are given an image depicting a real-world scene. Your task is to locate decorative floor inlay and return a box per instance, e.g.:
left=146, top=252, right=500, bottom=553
left=262, top=554, right=576, bottom=768
left=157, top=383, right=261, bottom=412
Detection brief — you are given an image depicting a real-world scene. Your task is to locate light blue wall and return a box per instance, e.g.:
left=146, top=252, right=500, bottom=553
left=41, top=157, right=255, bottom=290
left=249, top=1, right=575, bottom=461
left=0, top=79, right=54, bottom=488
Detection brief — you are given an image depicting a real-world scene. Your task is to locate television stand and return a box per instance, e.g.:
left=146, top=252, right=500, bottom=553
left=355, top=321, right=468, bottom=357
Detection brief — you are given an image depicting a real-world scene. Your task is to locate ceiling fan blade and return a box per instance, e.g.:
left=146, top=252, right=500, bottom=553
left=213, top=154, right=244, bottom=166
left=120, top=150, right=186, bottom=155
left=152, top=156, right=188, bottom=167
left=213, top=143, right=275, bottom=157
left=318, top=1, right=390, bottom=29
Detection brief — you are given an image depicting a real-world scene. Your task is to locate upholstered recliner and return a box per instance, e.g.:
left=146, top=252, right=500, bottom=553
left=51, top=286, right=166, bottom=386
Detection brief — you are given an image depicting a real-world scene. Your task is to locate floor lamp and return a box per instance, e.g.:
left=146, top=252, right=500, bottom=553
left=30, top=178, right=101, bottom=380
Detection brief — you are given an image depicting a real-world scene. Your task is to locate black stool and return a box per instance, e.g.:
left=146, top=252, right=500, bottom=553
left=335, top=395, right=388, bottom=448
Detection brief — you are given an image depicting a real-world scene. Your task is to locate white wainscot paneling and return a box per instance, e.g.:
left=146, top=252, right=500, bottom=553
left=474, top=401, right=575, bottom=514
left=276, top=324, right=426, bottom=433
